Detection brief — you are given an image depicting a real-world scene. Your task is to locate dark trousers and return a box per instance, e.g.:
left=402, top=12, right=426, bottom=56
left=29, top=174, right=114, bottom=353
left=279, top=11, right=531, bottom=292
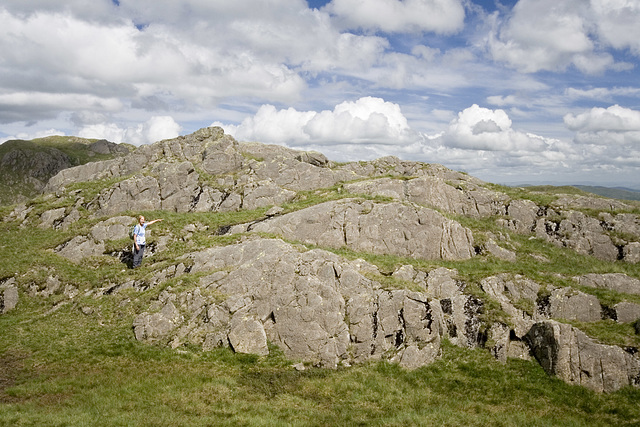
left=133, top=244, right=145, bottom=268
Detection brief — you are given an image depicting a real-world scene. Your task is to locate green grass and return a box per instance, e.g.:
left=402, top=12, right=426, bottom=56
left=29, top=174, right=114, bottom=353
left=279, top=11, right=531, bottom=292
left=2, top=298, right=640, bottom=426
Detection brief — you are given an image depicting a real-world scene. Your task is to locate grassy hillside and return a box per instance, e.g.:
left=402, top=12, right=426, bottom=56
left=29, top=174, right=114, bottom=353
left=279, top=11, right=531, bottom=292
left=1, top=177, right=640, bottom=425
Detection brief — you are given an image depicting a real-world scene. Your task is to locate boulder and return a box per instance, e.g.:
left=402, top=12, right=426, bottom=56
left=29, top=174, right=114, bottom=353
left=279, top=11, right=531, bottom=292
left=55, top=236, right=105, bottom=263
left=547, top=288, right=601, bottom=322
left=525, top=320, right=640, bottom=393
left=39, top=207, right=66, bottom=229
left=90, top=216, right=134, bottom=242
left=228, top=311, right=269, bottom=356
left=0, top=283, right=18, bottom=314
left=623, top=242, right=640, bottom=264
left=614, top=302, right=640, bottom=324
left=133, top=300, right=183, bottom=343
left=576, top=274, right=640, bottom=296
left=483, top=239, right=517, bottom=262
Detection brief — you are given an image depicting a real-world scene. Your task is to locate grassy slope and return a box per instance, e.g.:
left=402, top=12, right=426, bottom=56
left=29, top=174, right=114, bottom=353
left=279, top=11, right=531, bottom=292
left=1, top=179, right=640, bottom=425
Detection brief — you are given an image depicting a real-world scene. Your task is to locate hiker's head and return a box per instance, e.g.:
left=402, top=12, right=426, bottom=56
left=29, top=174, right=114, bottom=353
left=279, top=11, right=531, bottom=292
left=139, top=215, right=145, bottom=224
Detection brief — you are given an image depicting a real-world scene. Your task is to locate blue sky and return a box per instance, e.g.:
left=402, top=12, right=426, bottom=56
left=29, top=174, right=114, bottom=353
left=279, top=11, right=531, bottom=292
left=1, top=0, right=639, bottom=188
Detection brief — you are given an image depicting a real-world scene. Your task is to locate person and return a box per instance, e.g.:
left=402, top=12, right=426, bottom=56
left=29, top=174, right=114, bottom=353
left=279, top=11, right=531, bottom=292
left=132, top=215, right=163, bottom=268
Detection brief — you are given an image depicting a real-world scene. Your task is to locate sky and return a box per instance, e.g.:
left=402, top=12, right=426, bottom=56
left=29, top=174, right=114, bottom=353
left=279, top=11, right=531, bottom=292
left=1, top=0, right=640, bottom=188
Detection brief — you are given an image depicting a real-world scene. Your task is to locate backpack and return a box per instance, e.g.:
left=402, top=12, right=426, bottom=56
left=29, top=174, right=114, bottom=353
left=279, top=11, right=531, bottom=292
left=129, top=225, right=137, bottom=240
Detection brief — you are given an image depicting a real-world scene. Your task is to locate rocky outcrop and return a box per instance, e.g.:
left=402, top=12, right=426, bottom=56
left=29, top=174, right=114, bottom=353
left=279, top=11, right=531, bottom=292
left=6, top=127, right=639, bottom=393
left=55, top=216, right=134, bottom=263
left=229, top=199, right=475, bottom=261
left=526, top=321, right=640, bottom=393
left=343, top=176, right=509, bottom=217
left=133, top=238, right=442, bottom=369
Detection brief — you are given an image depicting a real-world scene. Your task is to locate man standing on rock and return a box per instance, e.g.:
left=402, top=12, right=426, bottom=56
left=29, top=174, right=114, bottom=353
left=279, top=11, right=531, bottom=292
left=133, top=215, right=163, bottom=268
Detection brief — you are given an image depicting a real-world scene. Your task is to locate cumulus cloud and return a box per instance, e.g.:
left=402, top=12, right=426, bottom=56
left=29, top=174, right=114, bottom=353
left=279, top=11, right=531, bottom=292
left=79, top=116, right=181, bottom=145
left=487, top=0, right=639, bottom=73
left=325, top=0, right=465, bottom=34
left=564, top=105, right=640, bottom=145
left=227, top=97, right=417, bottom=146
left=438, top=104, right=549, bottom=152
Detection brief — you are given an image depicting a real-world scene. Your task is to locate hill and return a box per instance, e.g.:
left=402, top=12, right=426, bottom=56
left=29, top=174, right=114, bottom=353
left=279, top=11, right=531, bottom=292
left=1, top=127, right=640, bottom=425
left=521, top=184, right=640, bottom=202
left=0, top=136, right=131, bottom=205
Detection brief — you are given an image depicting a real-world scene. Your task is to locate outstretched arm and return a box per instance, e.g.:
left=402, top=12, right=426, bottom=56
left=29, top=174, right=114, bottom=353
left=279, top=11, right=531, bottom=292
left=147, top=218, right=163, bottom=226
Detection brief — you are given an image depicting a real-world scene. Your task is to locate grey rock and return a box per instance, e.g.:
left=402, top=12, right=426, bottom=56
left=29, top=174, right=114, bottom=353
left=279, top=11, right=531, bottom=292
left=343, top=176, right=509, bottom=218
left=480, top=274, right=541, bottom=338
left=134, top=238, right=443, bottom=369
left=554, top=212, right=619, bottom=261
left=241, top=180, right=296, bottom=210
left=483, top=239, right=517, bottom=262
left=614, top=302, right=640, bottom=324
left=548, top=288, right=601, bottom=322
left=526, top=320, right=640, bottom=393
left=553, top=195, right=632, bottom=212
left=242, top=199, right=475, bottom=261
left=576, top=273, right=640, bottom=296
left=488, top=323, right=511, bottom=363
left=505, top=199, right=539, bottom=233
left=90, top=216, right=134, bottom=242
left=0, top=284, right=18, bottom=314
left=39, top=207, right=66, bottom=228
left=55, top=236, right=105, bottom=263
left=623, top=242, right=640, bottom=264
left=95, top=175, right=162, bottom=216
left=425, top=267, right=461, bottom=299
left=133, top=301, right=183, bottom=342
left=228, top=311, right=269, bottom=356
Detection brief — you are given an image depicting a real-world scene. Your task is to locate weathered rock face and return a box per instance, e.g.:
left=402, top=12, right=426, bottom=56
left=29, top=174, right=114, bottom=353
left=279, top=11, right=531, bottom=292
left=576, top=273, right=640, bottom=296
left=343, top=176, right=509, bottom=218
left=133, top=238, right=442, bottom=369
left=230, top=199, right=475, bottom=261
left=55, top=216, right=134, bottom=263
left=614, top=302, right=640, bottom=324
left=526, top=321, right=640, bottom=393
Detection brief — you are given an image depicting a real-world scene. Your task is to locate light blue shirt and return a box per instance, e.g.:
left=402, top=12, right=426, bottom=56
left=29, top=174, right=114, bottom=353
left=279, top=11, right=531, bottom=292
left=134, top=223, right=148, bottom=245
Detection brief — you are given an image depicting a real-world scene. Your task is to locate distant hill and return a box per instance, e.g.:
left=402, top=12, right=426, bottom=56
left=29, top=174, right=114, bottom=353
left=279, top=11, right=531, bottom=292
left=517, top=184, right=640, bottom=202
left=0, top=135, right=131, bottom=205
left=574, top=185, right=640, bottom=202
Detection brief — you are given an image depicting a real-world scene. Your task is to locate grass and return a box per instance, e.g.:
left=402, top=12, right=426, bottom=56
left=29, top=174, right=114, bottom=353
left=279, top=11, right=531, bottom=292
left=2, top=297, right=640, bottom=426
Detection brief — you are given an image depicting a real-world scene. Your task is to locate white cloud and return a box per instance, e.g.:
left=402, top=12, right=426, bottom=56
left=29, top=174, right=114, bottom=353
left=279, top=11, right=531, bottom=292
left=325, top=0, right=465, bottom=34
left=487, top=0, right=639, bottom=73
left=565, top=87, right=640, bottom=100
left=439, top=104, right=548, bottom=151
left=226, top=97, right=416, bottom=146
left=79, top=116, right=181, bottom=145
left=564, top=105, right=640, bottom=146
left=591, top=0, right=640, bottom=54
left=564, top=105, right=640, bottom=133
